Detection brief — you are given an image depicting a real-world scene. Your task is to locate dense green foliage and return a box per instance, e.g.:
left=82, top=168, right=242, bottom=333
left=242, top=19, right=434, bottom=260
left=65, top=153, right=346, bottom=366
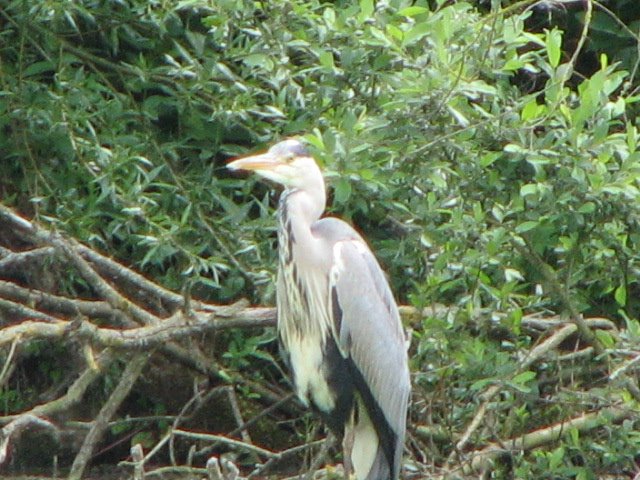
left=1, top=0, right=639, bottom=477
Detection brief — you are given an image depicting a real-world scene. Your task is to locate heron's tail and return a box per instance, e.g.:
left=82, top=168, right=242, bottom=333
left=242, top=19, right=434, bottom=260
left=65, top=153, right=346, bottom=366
left=350, top=400, right=400, bottom=480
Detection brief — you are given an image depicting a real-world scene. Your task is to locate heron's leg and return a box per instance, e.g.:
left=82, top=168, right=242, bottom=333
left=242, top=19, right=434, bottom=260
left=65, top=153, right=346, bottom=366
left=303, top=432, right=336, bottom=480
left=342, top=426, right=354, bottom=479
left=342, top=408, right=356, bottom=480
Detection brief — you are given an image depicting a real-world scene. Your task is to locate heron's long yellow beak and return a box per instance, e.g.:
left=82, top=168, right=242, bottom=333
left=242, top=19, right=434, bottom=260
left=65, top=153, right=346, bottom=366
left=227, top=152, right=283, bottom=172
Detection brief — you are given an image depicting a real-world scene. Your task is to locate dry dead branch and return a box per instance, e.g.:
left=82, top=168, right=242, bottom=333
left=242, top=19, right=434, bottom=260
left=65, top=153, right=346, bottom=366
left=0, top=205, right=284, bottom=476
left=69, top=352, right=151, bottom=480
left=0, top=414, right=58, bottom=464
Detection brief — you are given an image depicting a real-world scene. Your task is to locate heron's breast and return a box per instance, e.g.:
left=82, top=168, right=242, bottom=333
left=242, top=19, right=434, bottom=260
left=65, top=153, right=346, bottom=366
left=276, top=230, right=336, bottom=412
left=277, top=268, right=334, bottom=411
left=285, top=334, right=335, bottom=412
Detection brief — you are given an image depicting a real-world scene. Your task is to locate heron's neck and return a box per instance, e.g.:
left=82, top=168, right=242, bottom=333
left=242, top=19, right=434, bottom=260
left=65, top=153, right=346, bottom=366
left=282, top=185, right=325, bottom=226
left=278, top=187, right=325, bottom=265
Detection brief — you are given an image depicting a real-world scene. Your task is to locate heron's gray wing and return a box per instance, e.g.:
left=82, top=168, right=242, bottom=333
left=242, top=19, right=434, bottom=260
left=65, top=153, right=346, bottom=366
left=329, top=238, right=411, bottom=475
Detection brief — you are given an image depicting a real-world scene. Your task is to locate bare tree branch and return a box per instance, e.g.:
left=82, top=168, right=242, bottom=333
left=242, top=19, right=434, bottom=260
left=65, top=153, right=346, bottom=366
left=0, top=308, right=274, bottom=351
left=0, top=297, right=60, bottom=322
left=52, top=235, right=161, bottom=326
left=0, top=414, right=58, bottom=464
left=69, top=352, right=150, bottom=480
left=172, top=429, right=277, bottom=459
left=0, top=246, right=56, bottom=270
left=0, top=280, right=126, bottom=323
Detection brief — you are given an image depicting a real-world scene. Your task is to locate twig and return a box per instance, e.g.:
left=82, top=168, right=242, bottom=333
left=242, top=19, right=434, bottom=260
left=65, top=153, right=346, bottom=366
left=225, top=386, right=253, bottom=444
left=172, top=429, right=277, bottom=459
left=207, top=457, right=224, bottom=480
left=227, top=393, right=295, bottom=440
left=221, top=457, right=240, bottom=480
left=169, top=386, right=227, bottom=466
left=77, top=244, right=187, bottom=311
left=556, top=347, right=594, bottom=362
left=69, top=352, right=150, bottom=480
left=131, top=443, right=144, bottom=480
left=0, top=308, right=275, bottom=350
left=522, top=316, right=616, bottom=332
left=0, top=336, right=19, bottom=388
left=140, top=431, right=172, bottom=468
left=610, top=353, right=640, bottom=381
left=141, top=465, right=209, bottom=478
left=622, top=377, right=640, bottom=403
left=195, top=393, right=296, bottom=460
left=518, top=324, right=578, bottom=368
left=67, top=415, right=178, bottom=430
left=304, top=434, right=335, bottom=480
left=0, top=297, right=60, bottom=322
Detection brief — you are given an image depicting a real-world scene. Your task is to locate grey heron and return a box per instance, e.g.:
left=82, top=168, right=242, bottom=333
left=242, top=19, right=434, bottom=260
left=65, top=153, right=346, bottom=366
left=228, top=138, right=410, bottom=480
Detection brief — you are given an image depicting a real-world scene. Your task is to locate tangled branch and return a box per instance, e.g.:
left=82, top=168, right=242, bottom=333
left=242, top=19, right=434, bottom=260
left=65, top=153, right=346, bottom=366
left=0, top=205, right=282, bottom=478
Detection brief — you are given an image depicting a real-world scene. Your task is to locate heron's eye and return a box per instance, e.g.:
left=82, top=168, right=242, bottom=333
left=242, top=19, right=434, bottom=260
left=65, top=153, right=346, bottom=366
left=284, top=153, right=296, bottom=163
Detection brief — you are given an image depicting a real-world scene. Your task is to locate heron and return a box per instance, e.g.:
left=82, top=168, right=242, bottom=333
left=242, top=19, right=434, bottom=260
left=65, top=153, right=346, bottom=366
left=228, top=138, right=410, bottom=480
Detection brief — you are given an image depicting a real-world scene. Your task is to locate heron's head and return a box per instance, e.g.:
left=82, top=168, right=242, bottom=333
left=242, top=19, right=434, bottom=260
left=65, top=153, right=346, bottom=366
left=227, top=138, right=322, bottom=190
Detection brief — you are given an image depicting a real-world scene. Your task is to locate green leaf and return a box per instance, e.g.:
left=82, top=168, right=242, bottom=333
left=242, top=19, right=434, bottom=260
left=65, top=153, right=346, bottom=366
left=504, top=267, right=524, bottom=282
left=243, top=53, right=274, bottom=70
left=398, top=6, right=429, bottom=17
left=512, top=370, right=536, bottom=384
left=515, top=220, right=539, bottom=233
left=520, top=184, right=538, bottom=197
left=614, top=284, right=627, bottom=306
left=545, top=28, right=563, bottom=68
left=23, top=60, right=55, bottom=77
left=595, top=329, right=616, bottom=349
left=470, top=378, right=495, bottom=391
left=622, top=312, right=640, bottom=339
left=359, top=0, right=373, bottom=21
left=319, top=50, right=335, bottom=69
left=479, top=152, right=500, bottom=168
left=578, top=202, right=595, bottom=213
left=549, top=446, right=565, bottom=469
left=333, top=177, right=352, bottom=204
left=521, top=99, right=541, bottom=121
left=402, top=20, right=431, bottom=46
left=131, top=431, right=155, bottom=448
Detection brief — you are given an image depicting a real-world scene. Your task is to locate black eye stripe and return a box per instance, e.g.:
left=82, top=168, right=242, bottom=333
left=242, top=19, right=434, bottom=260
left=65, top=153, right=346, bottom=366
left=287, top=141, right=309, bottom=157
left=270, top=139, right=309, bottom=159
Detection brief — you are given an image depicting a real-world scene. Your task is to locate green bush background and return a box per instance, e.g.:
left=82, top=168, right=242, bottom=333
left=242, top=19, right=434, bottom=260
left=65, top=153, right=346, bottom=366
left=1, top=0, right=639, bottom=477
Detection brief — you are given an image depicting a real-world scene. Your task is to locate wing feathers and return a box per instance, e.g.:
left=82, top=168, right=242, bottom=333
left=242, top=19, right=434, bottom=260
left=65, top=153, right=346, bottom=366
left=330, top=239, right=410, bottom=479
